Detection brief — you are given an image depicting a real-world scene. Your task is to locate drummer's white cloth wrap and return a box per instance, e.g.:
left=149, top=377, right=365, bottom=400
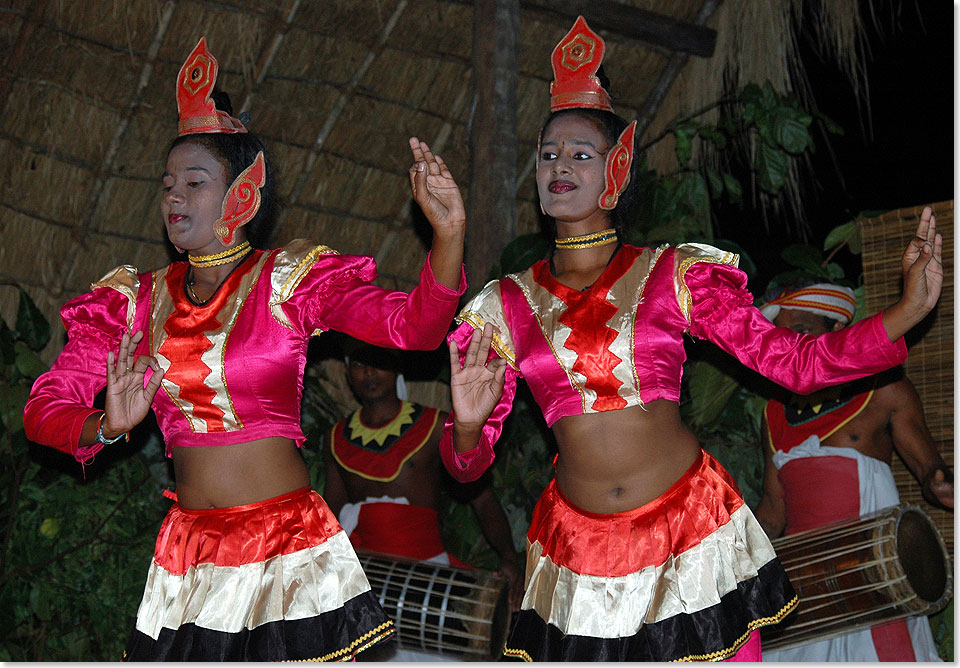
left=764, top=435, right=941, bottom=662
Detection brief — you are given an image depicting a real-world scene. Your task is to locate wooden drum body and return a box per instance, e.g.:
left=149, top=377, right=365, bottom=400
left=357, top=550, right=511, bottom=660
left=763, top=504, right=952, bottom=652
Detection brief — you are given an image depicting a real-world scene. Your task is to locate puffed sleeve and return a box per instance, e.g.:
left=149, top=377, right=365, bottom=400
left=439, top=279, right=522, bottom=482
left=24, top=266, right=140, bottom=463
left=267, top=240, right=466, bottom=350
left=675, top=243, right=907, bottom=394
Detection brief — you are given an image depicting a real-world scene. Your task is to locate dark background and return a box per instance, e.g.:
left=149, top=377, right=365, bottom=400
left=718, top=1, right=953, bottom=291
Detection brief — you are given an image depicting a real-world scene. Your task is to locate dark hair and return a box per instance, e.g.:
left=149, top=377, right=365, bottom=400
left=168, top=90, right=279, bottom=248
left=538, top=105, right=640, bottom=242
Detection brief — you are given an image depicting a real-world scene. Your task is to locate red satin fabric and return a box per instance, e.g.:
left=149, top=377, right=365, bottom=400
left=153, top=487, right=342, bottom=575
left=528, top=450, right=744, bottom=577
left=533, top=257, right=630, bottom=412
left=779, top=456, right=860, bottom=534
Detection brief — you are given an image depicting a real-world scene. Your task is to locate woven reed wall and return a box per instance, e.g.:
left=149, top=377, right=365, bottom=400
left=861, top=201, right=953, bottom=559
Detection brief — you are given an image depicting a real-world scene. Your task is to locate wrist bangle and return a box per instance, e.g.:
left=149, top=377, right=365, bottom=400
left=96, top=413, right=129, bottom=446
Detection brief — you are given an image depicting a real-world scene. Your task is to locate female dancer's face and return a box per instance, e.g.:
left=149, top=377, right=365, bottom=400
left=161, top=142, right=230, bottom=254
left=537, top=114, right=610, bottom=227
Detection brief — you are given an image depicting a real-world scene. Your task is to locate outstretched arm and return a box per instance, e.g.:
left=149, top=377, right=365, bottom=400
left=408, top=137, right=465, bottom=291
left=881, top=207, right=943, bottom=341
left=885, top=377, right=953, bottom=509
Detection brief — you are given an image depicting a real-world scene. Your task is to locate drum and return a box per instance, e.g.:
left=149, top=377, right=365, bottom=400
left=357, top=550, right=511, bottom=660
left=762, top=503, right=952, bottom=651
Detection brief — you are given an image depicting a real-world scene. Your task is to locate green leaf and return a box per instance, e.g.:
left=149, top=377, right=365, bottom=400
left=0, top=318, right=15, bottom=369
left=755, top=141, right=789, bottom=193
left=815, top=110, right=845, bottom=136
left=823, top=221, right=858, bottom=251
left=673, top=124, right=697, bottom=165
left=0, top=383, right=30, bottom=433
left=697, top=126, right=727, bottom=149
left=772, top=113, right=812, bottom=154
left=499, top=233, right=550, bottom=275
left=825, top=262, right=845, bottom=279
left=722, top=172, right=743, bottom=204
left=15, top=289, right=50, bottom=352
left=40, top=517, right=61, bottom=538
left=684, top=361, right=739, bottom=429
left=705, top=167, right=724, bottom=200
left=781, top=244, right=825, bottom=275
left=15, top=341, right=48, bottom=380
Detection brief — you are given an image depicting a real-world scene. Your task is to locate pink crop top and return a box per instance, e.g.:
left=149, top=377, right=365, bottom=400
left=24, top=240, right=466, bottom=464
left=440, top=243, right=907, bottom=481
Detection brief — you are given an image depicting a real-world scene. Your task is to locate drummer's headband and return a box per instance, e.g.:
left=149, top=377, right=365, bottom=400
left=760, top=284, right=857, bottom=325
left=545, top=16, right=637, bottom=211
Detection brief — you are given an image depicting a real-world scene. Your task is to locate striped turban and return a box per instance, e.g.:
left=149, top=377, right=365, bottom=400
left=760, top=283, right=857, bottom=326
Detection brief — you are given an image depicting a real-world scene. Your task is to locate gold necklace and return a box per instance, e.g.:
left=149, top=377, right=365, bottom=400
left=185, top=246, right=252, bottom=305
left=555, top=228, right=618, bottom=250
left=188, top=241, right=251, bottom=267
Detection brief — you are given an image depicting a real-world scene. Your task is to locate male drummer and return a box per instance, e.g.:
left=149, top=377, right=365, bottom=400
left=321, top=341, right=523, bottom=659
left=754, top=280, right=952, bottom=662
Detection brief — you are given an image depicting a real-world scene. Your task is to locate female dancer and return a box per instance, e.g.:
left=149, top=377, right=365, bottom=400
left=23, top=38, right=466, bottom=661
left=439, top=17, right=942, bottom=662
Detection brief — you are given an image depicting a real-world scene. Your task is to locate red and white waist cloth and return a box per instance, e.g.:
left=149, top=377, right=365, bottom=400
left=764, top=436, right=941, bottom=662
left=339, top=496, right=469, bottom=568
left=504, top=450, right=794, bottom=662
left=123, top=487, right=395, bottom=661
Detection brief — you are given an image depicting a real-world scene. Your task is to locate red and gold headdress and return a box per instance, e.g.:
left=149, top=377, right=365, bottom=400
left=176, top=38, right=265, bottom=248
left=176, top=37, right=247, bottom=136
left=550, top=15, right=612, bottom=112
left=213, top=151, right=266, bottom=245
left=547, top=16, right=638, bottom=211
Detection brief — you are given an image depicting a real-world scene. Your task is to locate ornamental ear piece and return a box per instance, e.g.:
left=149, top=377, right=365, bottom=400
left=176, top=37, right=247, bottom=136
left=599, top=121, right=637, bottom=210
left=214, top=151, right=266, bottom=245
left=550, top=15, right=613, bottom=112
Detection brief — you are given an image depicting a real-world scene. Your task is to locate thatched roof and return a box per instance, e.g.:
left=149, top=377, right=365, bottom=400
left=0, top=0, right=869, bottom=359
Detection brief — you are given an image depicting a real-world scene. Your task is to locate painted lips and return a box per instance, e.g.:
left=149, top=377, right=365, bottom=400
left=549, top=180, right=576, bottom=194
left=168, top=214, right=186, bottom=224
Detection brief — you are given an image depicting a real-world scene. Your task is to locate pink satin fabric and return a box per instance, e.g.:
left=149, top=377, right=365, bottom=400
left=25, top=246, right=465, bottom=462
left=724, top=630, right=762, bottom=662
left=440, top=244, right=907, bottom=482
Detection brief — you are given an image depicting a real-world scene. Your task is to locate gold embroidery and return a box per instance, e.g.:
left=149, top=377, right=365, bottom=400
left=671, top=595, right=799, bottom=662
left=269, top=241, right=339, bottom=329
left=508, top=273, right=588, bottom=412
left=92, top=265, right=140, bottom=331
left=282, top=620, right=396, bottom=662
left=503, top=645, right=533, bottom=661
left=674, top=243, right=740, bottom=323
left=457, top=311, right=518, bottom=369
